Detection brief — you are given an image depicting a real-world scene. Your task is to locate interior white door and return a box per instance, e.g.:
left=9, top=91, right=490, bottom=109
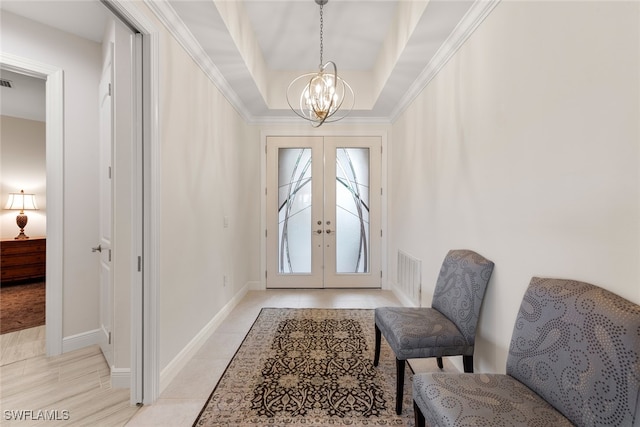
left=97, top=43, right=114, bottom=367
left=266, top=136, right=381, bottom=288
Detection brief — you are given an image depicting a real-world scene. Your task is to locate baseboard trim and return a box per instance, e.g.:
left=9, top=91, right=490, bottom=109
left=111, top=368, right=131, bottom=389
left=159, top=282, right=251, bottom=393
left=62, top=329, right=100, bottom=353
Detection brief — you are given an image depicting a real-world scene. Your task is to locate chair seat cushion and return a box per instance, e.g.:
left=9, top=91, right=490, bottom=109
left=375, top=307, right=471, bottom=360
left=413, top=373, right=573, bottom=427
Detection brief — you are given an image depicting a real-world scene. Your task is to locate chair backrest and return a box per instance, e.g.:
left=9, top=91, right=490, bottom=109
left=431, top=249, right=494, bottom=347
left=506, top=277, right=640, bottom=427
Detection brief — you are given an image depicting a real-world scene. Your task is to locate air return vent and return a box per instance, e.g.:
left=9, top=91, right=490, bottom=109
left=0, top=79, right=13, bottom=88
left=397, top=250, right=421, bottom=306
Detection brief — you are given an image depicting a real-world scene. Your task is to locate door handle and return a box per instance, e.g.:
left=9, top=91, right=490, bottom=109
left=316, top=229, right=323, bottom=234
left=92, top=244, right=102, bottom=253
left=326, top=229, right=332, bottom=234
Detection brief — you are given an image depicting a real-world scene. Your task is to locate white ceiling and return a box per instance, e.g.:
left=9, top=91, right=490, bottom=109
left=0, top=0, right=483, bottom=123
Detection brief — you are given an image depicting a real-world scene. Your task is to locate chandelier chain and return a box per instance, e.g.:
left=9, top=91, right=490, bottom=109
left=319, top=4, right=324, bottom=66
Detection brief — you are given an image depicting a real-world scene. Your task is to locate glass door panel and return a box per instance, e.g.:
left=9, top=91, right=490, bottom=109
left=335, top=148, right=370, bottom=274
left=278, top=148, right=312, bottom=274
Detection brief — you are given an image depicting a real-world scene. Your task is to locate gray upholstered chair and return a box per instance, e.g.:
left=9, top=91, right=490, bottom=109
left=374, top=249, right=495, bottom=414
left=413, top=277, right=640, bottom=427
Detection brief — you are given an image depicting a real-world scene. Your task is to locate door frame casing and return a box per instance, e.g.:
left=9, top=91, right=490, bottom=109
left=107, top=0, right=161, bottom=405
left=260, top=129, right=389, bottom=291
left=0, top=53, right=64, bottom=357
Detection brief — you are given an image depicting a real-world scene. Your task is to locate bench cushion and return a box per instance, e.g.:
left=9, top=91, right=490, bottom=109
left=413, top=372, right=574, bottom=426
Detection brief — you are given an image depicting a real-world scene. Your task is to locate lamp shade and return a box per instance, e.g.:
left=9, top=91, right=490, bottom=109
left=5, top=190, right=38, bottom=211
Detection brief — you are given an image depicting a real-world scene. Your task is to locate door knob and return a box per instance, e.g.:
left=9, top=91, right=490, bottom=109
left=92, top=244, right=102, bottom=253
left=316, top=229, right=323, bottom=234
left=326, top=229, right=332, bottom=234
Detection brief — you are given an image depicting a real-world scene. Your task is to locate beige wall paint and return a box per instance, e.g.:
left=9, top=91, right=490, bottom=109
left=389, top=1, right=639, bottom=373
left=0, top=115, right=46, bottom=239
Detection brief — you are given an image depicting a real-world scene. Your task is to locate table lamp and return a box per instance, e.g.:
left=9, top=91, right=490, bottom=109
left=5, top=190, right=38, bottom=239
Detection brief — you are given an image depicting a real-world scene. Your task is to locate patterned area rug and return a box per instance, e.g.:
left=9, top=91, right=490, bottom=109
left=194, top=308, right=415, bottom=426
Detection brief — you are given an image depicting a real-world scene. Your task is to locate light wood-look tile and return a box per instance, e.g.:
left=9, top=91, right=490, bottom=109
left=1, top=326, right=46, bottom=366
left=0, top=340, right=139, bottom=426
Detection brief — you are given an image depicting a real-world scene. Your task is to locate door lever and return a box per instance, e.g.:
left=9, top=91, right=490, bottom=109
left=92, top=244, right=102, bottom=253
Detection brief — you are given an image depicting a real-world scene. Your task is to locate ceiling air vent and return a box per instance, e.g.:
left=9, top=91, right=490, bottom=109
left=0, top=79, right=13, bottom=88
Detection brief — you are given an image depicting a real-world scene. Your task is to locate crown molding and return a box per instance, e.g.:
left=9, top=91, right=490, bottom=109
left=389, top=0, right=501, bottom=123
left=144, top=0, right=253, bottom=123
left=250, top=114, right=392, bottom=126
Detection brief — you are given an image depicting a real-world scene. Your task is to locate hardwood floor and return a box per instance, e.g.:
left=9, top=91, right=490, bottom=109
left=0, top=327, right=139, bottom=426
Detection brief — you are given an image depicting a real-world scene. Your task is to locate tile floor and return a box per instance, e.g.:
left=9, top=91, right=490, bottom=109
left=0, top=289, right=458, bottom=426
left=0, top=325, right=46, bottom=366
left=0, top=335, right=138, bottom=426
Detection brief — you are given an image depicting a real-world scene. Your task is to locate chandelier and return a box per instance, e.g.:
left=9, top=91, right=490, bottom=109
left=286, top=0, right=354, bottom=127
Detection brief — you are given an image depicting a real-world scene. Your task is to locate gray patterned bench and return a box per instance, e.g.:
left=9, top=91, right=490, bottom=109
left=413, top=277, right=640, bottom=427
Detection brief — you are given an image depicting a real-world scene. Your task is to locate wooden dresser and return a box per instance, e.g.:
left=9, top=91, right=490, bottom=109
left=0, top=237, right=46, bottom=284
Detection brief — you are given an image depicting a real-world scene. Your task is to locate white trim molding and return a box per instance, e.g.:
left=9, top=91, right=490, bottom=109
left=111, top=368, right=131, bottom=389
left=62, top=329, right=101, bottom=353
left=389, top=0, right=502, bottom=122
left=0, top=52, right=65, bottom=357
left=105, top=0, right=162, bottom=405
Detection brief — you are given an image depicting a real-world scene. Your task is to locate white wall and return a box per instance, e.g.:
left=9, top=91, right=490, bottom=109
left=0, top=116, right=46, bottom=239
left=0, top=12, right=103, bottom=338
left=135, top=6, right=263, bottom=371
left=389, top=1, right=639, bottom=373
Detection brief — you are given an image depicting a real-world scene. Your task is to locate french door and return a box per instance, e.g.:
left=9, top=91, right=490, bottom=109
left=266, top=136, right=381, bottom=288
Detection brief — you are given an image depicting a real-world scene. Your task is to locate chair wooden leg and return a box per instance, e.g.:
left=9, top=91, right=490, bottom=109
left=396, top=358, right=405, bottom=415
left=436, top=357, right=443, bottom=369
left=463, top=355, right=474, bottom=373
left=414, top=401, right=426, bottom=427
left=374, top=324, right=381, bottom=366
